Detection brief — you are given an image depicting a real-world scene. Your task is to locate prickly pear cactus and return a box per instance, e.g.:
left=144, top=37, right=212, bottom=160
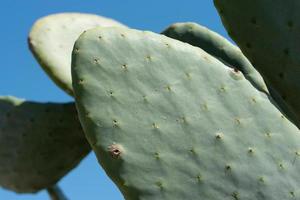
left=213, top=0, right=300, bottom=127
left=0, top=96, right=90, bottom=193
left=28, top=13, right=127, bottom=96
left=72, top=27, right=300, bottom=200
left=162, top=22, right=268, bottom=94
left=162, top=22, right=299, bottom=127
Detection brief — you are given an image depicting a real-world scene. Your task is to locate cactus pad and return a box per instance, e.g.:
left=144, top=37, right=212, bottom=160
left=28, top=13, right=127, bottom=96
left=162, top=22, right=268, bottom=94
left=0, top=96, right=90, bottom=193
left=213, top=0, right=300, bottom=127
left=72, top=27, right=300, bottom=200
left=162, top=22, right=299, bottom=127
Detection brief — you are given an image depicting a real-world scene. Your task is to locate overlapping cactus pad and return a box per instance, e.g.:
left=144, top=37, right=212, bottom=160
left=28, top=13, right=127, bottom=96
left=0, top=96, right=90, bottom=193
left=213, top=0, right=300, bottom=127
left=72, top=27, right=300, bottom=199
left=162, top=22, right=298, bottom=127
left=162, top=22, right=268, bottom=94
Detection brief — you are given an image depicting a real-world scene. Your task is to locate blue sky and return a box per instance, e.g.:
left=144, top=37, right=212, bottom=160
left=0, top=1, right=229, bottom=199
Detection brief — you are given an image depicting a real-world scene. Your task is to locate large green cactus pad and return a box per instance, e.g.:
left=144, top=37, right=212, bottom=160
left=161, top=22, right=268, bottom=94
left=72, top=27, right=300, bottom=200
left=0, top=96, right=90, bottom=193
left=213, top=0, right=300, bottom=127
left=28, top=13, right=127, bottom=96
left=161, top=22, right=299, bottom=128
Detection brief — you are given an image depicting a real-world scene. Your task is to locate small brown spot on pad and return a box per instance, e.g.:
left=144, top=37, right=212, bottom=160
left=108, top=144, right=124, bottom=159
left=229, top=68, right=243, bottom=80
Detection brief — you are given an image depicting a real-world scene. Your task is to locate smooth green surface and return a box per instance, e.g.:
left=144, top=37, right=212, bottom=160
left=161, top=22, right=298, bottom=127
left=162, top=22, right=268, bottom=94
left=29, top=13, right=127, bottom=96
left=0, top=96, right=90, bottom=193
left=72, top=27, right=300, bottom=199
left=214, top=0, right=300, bottom=127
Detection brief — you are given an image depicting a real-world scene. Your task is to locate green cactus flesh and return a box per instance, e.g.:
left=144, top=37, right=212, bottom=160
left=213, top=0, right=300, bottom=127
left=0, top=96, right=90, bottom=193
left=161, top=22, right=299, bottom=128
left=72, top=27, right=300, bottom=200
left=28, top=13, right=127, bottom=96
left=161, top=22, right=268, bottom=94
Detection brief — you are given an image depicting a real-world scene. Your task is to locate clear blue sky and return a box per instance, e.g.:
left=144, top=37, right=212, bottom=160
left=0, top=1, right=229, bottom=199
